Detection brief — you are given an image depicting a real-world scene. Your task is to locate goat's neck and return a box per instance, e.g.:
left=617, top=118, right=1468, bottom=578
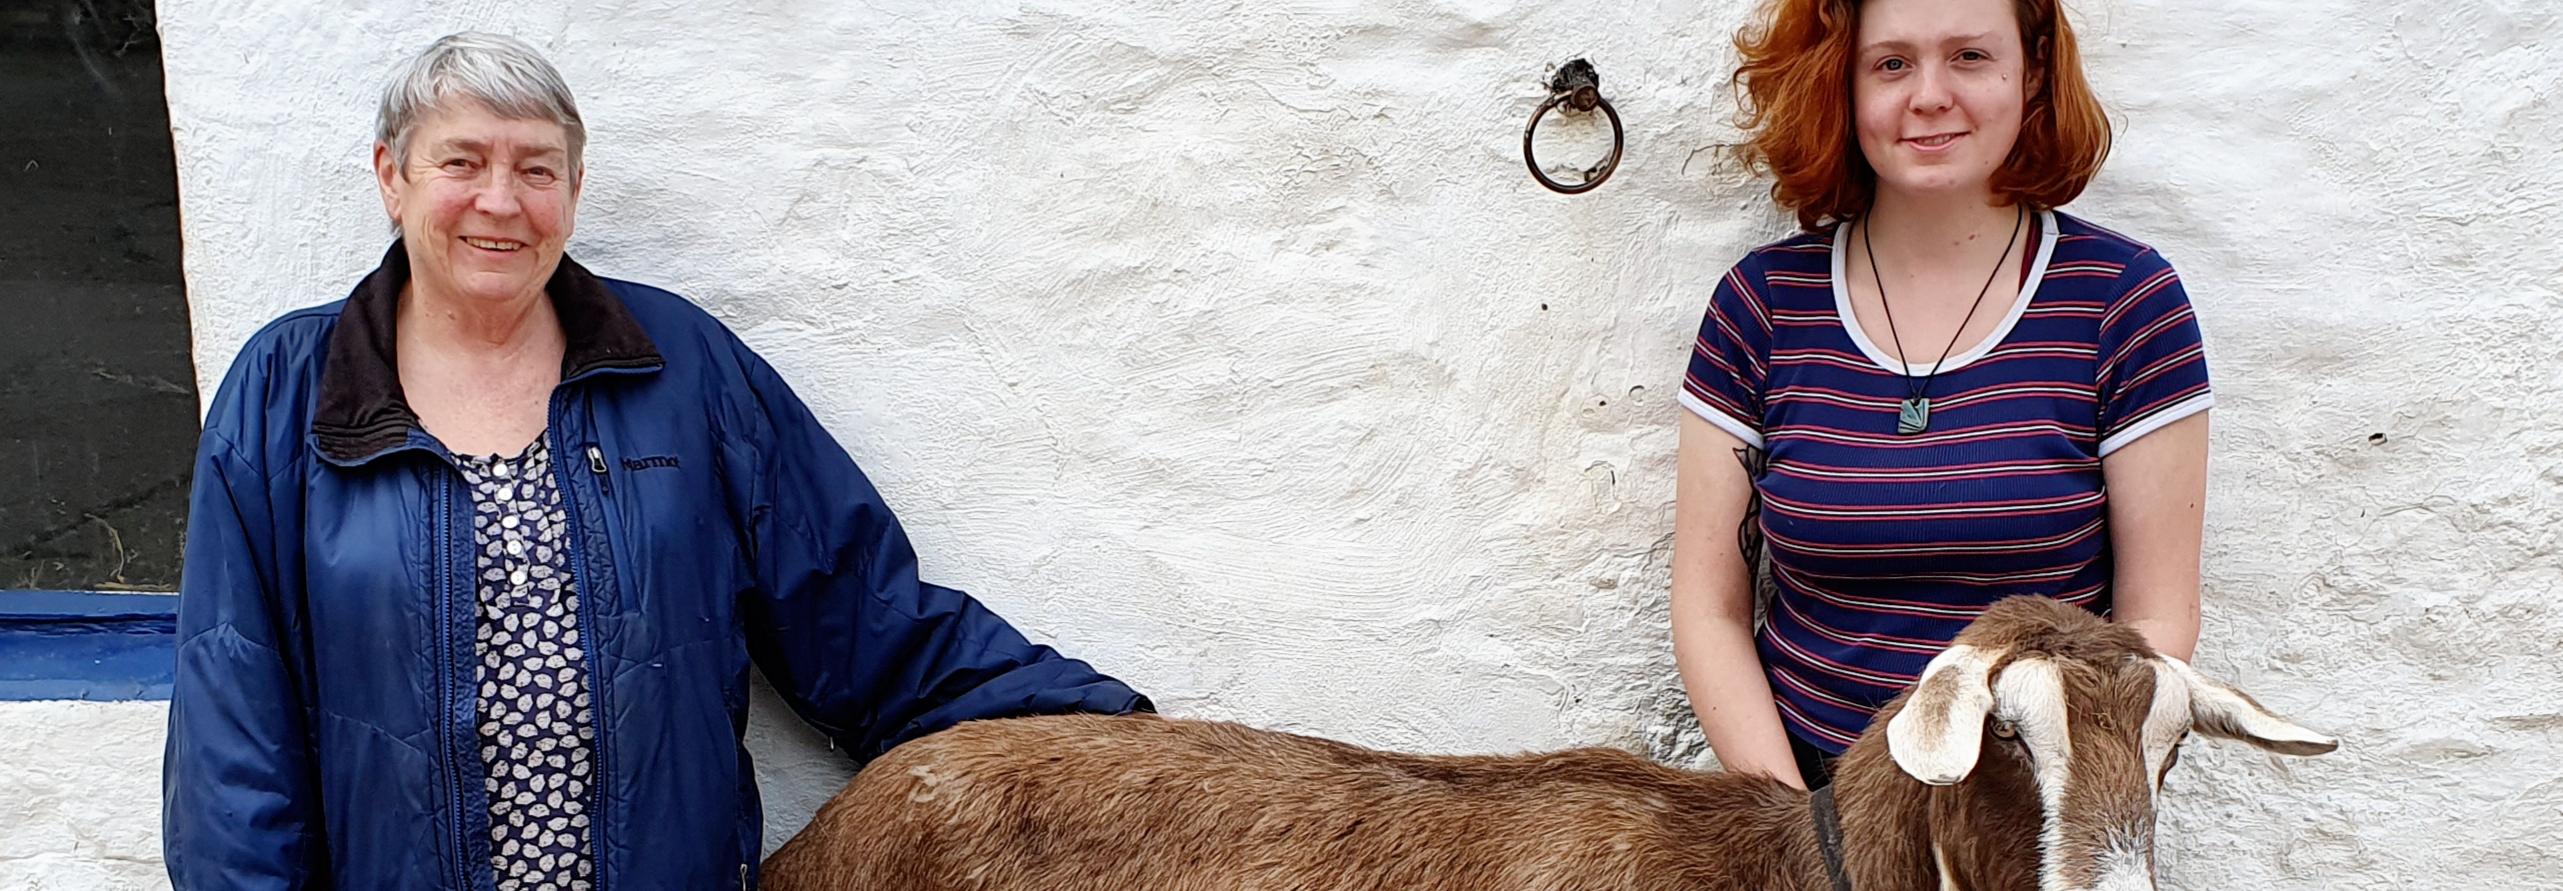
left=1827, top=737, right=1942, bottom=891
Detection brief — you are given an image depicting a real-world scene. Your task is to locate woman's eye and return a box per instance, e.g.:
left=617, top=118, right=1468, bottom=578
left=1959, top=50, right=1990, bottom=62
left=1880, top=58, right=1908, bottom=72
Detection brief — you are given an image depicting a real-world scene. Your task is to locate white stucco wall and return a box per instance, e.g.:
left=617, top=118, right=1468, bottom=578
left=9, top=0, right=2556, bottom=888
left=0, top=702, right=169, bottom=889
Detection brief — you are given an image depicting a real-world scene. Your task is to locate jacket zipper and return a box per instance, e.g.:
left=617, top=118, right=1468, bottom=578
left=436, top=477, right=472, bottom=886
left=551, top=413, right=615, bottom=891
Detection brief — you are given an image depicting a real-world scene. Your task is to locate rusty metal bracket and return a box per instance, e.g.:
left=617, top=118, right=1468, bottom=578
left=1521, top=59, right=1623, bottom=195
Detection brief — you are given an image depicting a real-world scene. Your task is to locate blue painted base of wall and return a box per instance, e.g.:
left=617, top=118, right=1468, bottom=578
left=0, top=591, right=176, bottom=701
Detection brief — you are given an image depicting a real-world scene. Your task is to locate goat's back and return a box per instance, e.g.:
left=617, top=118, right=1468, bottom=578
left=760, top=713, right=1814, bottom=891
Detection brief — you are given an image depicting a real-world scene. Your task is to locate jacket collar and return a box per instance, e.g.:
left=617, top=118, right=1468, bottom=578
left=311, top=240, right=664, bottom=465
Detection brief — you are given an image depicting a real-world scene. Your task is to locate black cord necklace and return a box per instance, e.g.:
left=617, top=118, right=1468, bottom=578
left=1863, top=205, right=2025, bottom=435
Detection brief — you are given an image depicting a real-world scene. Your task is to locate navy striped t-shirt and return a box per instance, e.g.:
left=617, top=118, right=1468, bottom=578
left=1679, top=209, right=2212, bottom=753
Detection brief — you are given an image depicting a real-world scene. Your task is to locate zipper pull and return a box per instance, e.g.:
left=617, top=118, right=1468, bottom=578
left=741, top=863, right=751, bottom=888
left=586, top=444, right=614, bottom=497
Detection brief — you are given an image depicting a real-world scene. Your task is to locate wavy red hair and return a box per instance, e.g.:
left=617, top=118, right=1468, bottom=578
left=1729, top=0, right=2112, bottom=230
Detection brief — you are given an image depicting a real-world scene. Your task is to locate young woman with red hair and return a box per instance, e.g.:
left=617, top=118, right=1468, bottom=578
left=1670, top=0, right=2211, bottom=789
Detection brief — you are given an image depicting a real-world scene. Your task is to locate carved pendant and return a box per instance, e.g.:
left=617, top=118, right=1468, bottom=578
left=1897, top=396, right=1931, bottom=435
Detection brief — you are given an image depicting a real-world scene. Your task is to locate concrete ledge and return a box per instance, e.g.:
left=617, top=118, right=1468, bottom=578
left=0, top=591, right=176, bottom=701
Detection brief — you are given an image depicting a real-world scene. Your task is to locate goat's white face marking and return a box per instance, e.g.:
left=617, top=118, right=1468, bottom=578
left=2007, top=658, right=2201, bottom=891
left=2047, top=659, right=2193, bottom=891
left=1990, top=658, right=2074, bottom=891
left=2093, top=835, right=2155, bottom=891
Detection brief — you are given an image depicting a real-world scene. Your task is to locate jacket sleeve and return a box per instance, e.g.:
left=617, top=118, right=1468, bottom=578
left=162, top=418, right=326, bottom=886
left=728, top=345, right=1152, bottom=764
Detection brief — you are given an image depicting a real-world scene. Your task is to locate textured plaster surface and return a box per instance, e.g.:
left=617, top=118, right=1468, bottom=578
left=0, top=702, right=171, bottom=889
left=12, top=0, right=2555, bottom=887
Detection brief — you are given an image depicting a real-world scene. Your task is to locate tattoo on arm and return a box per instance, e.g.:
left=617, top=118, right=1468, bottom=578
left=1733, top=445, right=1773, bottom=625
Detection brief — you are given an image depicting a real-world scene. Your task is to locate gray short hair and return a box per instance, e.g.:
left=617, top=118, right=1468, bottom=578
left=376, top=32, right=586, bottom=176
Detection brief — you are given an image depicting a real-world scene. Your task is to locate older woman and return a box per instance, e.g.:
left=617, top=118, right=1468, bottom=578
left=1670, top=0, right=2210, bottom=791
left=161, top=33, right=1149, bottom=890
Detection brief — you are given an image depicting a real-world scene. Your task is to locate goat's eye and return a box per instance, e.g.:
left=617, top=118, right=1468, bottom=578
left=1991, top=720, right=2018, bottom=739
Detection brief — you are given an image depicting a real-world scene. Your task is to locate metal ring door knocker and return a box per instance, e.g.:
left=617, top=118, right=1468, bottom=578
left=1522, top=59, right=1623, bottom=194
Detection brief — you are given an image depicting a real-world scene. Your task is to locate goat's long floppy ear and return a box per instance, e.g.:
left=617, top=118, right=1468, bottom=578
left=1885, top=644, right=1998, bottom=785
left=2161, top=657, right=2340, bottom=756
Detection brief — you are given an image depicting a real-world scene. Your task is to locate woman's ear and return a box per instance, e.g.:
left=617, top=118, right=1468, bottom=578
left=374, top=141, right=404, bottom=227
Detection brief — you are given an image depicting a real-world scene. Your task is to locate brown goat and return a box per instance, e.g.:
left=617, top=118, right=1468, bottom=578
left=761, top=596, right=2338, bottom=891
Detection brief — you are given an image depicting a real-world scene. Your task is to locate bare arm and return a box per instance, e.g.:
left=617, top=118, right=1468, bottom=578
left=1670, top=412, right=1807, bottom=789
left=2101, top=411, right=2209, bottom=661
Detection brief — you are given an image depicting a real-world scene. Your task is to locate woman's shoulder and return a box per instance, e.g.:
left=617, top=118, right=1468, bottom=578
left=2048, top=210, right=2174, bottom=272
left=587, top=276, right=789, bottom=402
left=589, top=275, right=756, bottom=361
left=217, top=303, right=349, bottom=404
left=1735, top=226, right=1835, bottom=272
left=228, top=302, right=345, bottom=367
left=1702, top=227, right=1832, bottom=311
left=593, top=275, right=722, bottom=329
left=192, top=302, right=347, bottom=461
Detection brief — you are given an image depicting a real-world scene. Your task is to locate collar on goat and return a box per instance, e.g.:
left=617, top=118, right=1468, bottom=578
left=1810, top=783, right=1853, bottom=891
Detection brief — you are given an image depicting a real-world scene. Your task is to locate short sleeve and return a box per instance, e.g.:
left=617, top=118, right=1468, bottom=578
left=2095, top=248, right=2212, bottom=456
left=1679, top=256, right=1774, bottom=448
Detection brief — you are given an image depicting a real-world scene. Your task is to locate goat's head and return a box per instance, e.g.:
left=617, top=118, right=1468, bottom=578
left=1877, top=596, right=2337, bottom=891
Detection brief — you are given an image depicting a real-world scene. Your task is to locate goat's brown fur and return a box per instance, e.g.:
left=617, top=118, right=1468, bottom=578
left=762, top=596, right=2333, bottom=891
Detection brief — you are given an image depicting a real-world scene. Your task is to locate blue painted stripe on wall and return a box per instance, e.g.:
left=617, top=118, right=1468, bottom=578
left=0, top=590, right=177, bottom=701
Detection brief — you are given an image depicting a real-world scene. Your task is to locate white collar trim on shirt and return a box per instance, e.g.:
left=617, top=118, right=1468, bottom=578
left=1829, top=208, right=2062, bottom=378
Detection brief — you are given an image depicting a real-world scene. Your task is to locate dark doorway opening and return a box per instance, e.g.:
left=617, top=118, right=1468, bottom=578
left=2, top=0, right=199, bottom=591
